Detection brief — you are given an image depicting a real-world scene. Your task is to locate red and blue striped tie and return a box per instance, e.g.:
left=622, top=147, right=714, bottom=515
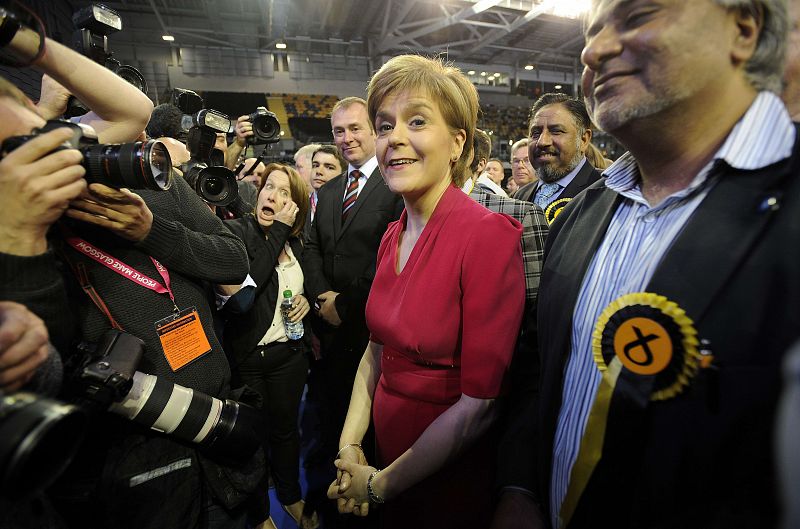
left=342, top=170, right=360, bottom=220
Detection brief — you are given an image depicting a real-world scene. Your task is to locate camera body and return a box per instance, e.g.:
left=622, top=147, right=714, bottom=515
left=68, top=329, right=143, bottom=409
left=0, top=120, right=173, bottom=191
left=171, top=89, right=244, bottom=209
left=66, top=4, right=147, bottom=117
left=247, top=107, right=281, bottom=145
left=183, top=108, right=240, bottom=206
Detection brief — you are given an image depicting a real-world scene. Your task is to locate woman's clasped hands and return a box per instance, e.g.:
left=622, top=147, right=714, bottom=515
left=326, top=444, right=375, bottom=517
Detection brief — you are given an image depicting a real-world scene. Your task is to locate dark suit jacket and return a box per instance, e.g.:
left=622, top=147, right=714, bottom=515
left=499, top=132, right=800, bottom=529
left=222, top=215, right=306, bottom=366
left=304, top=165, right=404, bottom=352
left=513, top=159, right=601, bottom=205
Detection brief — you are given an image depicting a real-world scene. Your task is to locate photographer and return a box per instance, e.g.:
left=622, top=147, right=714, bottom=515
left=0, top=24, right=257, bottom=529
left=226, top=114, right=253, bottom=170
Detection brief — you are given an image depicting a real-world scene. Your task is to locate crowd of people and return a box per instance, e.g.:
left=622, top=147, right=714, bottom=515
left=1, top=0, right=800, bottom=529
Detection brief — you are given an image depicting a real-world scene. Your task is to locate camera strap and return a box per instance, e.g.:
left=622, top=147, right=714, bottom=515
left=60, top=229, right=179, bottom=313
left=59, top=225, right=212, bottom=372
left=58, top=246, right=125, bottom=331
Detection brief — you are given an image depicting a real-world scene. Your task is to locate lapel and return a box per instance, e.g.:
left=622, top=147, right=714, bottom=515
left=331, top=173, right=348, bottom=242
left=515, top=181, right=537, bottom=203
left=337, top=167, right=383, bottom=241
left=548, top=185, right=621, bottom=349
left=647, top=159, right=793, bottom=324
left=561, top=161, right=601, bottom=200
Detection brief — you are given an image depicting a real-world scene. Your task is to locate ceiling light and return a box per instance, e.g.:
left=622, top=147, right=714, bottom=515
left=276, top=41, right=287, bottom=49
left=480, top=71, right=487, bottom=76
left=467, top=70, right=475, bottom=75
left=555, top=84, right=562, bottom=89
left=162, top=35, right=174, bottom=41
left=495, top=73, right=501, bottom=77
left=524, top=64, right=534, bottom=70
left=546, top=0, right=591, bottom=19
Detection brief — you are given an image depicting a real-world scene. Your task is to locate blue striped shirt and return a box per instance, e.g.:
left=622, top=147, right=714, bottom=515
left=550, top=91, right=796, bottom=528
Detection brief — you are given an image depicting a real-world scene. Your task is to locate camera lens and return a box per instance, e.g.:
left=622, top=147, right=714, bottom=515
left=112, top=64, right=148, bottom=94
left=195, top=165, right=238, bottom=206
left=248, top=109, right=281, bottom=145
left=81, top=140, right=173, bottom=191
left=0, top=392, right=86, bottom=499
left=253, top=115, right=278, bottom=140
left=204, top=177, right=224, bottom=196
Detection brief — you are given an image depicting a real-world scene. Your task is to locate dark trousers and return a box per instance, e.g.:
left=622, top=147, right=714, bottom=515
left=236, top=340, right=309, bottom=507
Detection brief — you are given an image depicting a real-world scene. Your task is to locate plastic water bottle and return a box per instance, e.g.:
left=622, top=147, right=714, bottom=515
left=281, top=289, right=304, bottom=340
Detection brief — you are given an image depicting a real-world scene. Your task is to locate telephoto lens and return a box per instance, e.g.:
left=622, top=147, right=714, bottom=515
left=0, top=121, right=173, bottom=191
left=109, top=372, right=263, bottom=466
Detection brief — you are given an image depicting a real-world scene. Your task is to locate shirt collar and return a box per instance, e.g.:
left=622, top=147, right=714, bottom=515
left=604, top=92, right=796, bottom=199
left=547, top=156, right=587, bottom=190
left=349, top=156, right=378, bottom=179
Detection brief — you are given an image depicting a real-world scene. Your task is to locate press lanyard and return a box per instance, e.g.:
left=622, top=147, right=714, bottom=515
left=63, top=233, right=180, bottom=313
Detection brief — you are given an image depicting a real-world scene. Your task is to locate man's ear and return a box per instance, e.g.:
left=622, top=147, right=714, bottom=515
left=730, top=4, right=762, bottom=66
left=580, top=127, right=593, bottom=153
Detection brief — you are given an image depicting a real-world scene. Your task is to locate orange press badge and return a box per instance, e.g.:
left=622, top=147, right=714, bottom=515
left=155, top=307, right=211, bottom=371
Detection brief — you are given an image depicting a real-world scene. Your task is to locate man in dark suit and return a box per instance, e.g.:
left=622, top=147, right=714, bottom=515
left=303, top=96, right=403, bottom=525
left=513, top=94, right=601, bottom=223
left=494, top=1, right=799, bottom=529
left=303, top=144, right=345, bottom=242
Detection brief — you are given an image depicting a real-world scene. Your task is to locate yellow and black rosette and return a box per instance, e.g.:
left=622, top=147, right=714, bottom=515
left=592, top=292, right=700, bottom=401
left=544, top=197, right=571, bottom=224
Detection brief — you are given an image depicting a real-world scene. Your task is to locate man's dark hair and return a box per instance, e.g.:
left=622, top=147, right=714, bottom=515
left=471, top=129, right=492, bottom=174
left=312, top=144, right=346, bottom=173
left=528, top=93, right=592, bottom=134
left=146, top=103, right=185, bottom=140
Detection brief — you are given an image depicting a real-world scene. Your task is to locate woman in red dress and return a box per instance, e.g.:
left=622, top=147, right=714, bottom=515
left=327, top=55, right=525, bottom=528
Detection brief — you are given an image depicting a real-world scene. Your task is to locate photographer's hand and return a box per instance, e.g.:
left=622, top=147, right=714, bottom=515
left=0, top=302, right=50, bottom=392
left=36, top=74, right=72, bottom=120
left=234, top=115, right=253, bottom=147
left=0, top=128, right=87, bottom=256
left=226, top=116, right=252, bottom=170
left=66, top=183, right=154, bottom=242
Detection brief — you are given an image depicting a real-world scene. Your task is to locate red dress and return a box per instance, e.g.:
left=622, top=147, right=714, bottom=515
left=366, top=185, right=525, bottom=528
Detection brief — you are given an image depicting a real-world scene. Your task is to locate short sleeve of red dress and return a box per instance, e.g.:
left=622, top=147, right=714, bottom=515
left=459, top=210, right=525, bottom=398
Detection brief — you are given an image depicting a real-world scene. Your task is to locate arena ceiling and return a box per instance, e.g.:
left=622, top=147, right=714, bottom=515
left=69, top=0, right=587, bottom=72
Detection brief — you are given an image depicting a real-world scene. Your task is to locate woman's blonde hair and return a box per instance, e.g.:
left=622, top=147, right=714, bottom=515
left=367, top=55, right=478, bottom=187
left=256, top=163, right=309, bottom=238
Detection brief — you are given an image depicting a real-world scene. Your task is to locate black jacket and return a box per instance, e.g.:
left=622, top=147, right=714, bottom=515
left=498, top=127, right=800, bottom=529
left=513, top=159, right=601, bottom=206
left=222, top=214, right=307, bottom=366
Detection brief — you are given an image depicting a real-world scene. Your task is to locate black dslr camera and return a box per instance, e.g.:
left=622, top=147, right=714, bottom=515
left=65, top=3, right=148, bottom=118
left=246, top=106, right=281, bottom=145
left=183, top=108, right=241, bottom=207
left=172, top=88, right=250, bottom=214
left=67, top=330, right=264, bottom=466
left=1, top=120, right=173, bottom=191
